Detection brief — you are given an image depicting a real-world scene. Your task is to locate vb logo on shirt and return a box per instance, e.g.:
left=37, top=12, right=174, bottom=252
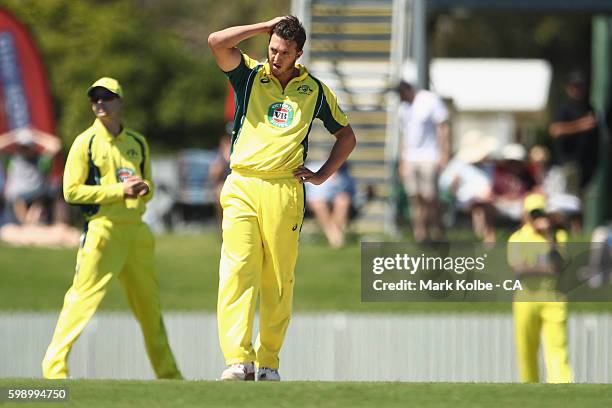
left=267, top=102, right=294, bottom=128
left=116, top=167, right=135, bottom=182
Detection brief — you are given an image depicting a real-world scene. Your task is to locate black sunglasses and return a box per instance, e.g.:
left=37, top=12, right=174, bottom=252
left=529, top=209, right=546, bottom=219
left=89, top=90, right=117, bottom=102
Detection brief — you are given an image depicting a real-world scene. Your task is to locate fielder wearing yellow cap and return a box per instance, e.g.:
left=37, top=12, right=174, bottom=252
left=87, top=77, right=124, bottom=98
left=507, top=192, right=572, bottom=383
left=41, top=77, right=181, bottom=380
left=523, top=193, right=547, bottom=214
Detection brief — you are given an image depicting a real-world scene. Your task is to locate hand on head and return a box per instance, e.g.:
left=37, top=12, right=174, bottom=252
left=266, top=16, right=287, bottom=32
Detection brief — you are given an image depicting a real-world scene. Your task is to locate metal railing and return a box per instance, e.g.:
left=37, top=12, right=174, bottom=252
left=2, top=312, right=611, bottom=382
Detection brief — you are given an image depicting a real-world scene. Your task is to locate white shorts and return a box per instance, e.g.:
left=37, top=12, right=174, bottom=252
left=402, top=162, right=439, bottom=200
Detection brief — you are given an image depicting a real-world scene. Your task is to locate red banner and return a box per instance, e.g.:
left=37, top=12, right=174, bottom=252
left=0, top=9, right=55, bottom=136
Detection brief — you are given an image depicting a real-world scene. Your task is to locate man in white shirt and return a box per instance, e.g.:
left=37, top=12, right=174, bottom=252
left=398, top=81, right=450, bottom=242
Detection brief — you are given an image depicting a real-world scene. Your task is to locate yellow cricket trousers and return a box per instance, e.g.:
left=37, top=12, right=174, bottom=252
left=217, top=169, right=304, bottom=369
left=42, top=219, right=182, bottom=379
left=513, top=301, right=572, bottom=383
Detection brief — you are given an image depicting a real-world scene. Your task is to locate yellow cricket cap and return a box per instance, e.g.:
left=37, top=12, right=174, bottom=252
left=523, top=193, right=546, bottom=214
left=87, top=77, right=123, bottom=98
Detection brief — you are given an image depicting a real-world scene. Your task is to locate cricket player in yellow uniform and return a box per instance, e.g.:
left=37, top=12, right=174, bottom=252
left=208, top=16, right=356, bottom=381
left=42, top=78, right=182, bottom=380
left=508, top=193, right=572, bottom=383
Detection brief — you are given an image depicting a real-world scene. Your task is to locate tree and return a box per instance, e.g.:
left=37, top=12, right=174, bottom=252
left=2, top=0, right=288, bottom=150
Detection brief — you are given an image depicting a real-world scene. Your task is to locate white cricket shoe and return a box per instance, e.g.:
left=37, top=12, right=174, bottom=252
left=256, top=367, right=281, bottom=381
left=220, top=362, right=255, bottom=381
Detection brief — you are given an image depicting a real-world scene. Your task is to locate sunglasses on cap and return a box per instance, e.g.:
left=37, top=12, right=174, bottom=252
left=89, top=89, right=118, bottom=102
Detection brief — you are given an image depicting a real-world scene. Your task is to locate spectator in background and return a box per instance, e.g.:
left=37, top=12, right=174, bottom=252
left=529, top=145, right=581, bottom=233
left=439, top=130, right=496, bottom=243
left=306, top=161, right=355, bottom=248
left=0, top=127, right=61, bottom=225
left=0, top=127, right=80, bottom=247
left=397, top=80, right=450, bottom=243
left=508, top=193, right=573, bottom=383
left=209, top=133, right=231, bottom=228
left=548, top=71, right=599, bottom=197
left=492, top=143, right=537, bottom=223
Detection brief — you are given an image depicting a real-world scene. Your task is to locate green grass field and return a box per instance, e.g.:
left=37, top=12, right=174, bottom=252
left=1, top=379, right=611, bottom=408
left=1, top=232, right=610, bottom=313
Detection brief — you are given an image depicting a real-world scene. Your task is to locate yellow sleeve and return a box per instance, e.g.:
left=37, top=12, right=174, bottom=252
left=141, top=136, right=154, bottom=203
left=316, top=82, right=349, bottom=134
left=225, top=53, right=261, bottom=91
left=242, top=53, right=260, bottom=69
left=63, top=134, right=124, bottom=204
left=554, top=229, right=569, bottom=259
left=556, top=229, right=568, bottom=244
left=507, top=231, right=525, bottom=269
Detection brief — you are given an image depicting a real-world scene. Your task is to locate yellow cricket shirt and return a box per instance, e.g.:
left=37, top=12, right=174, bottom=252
left=63, top=119, right=153, bottom=223
left=508, top=223, right=568, bottom=296
left=508, top=223, right=568, bottom=266
left=225, top=53, right=349, bottom=173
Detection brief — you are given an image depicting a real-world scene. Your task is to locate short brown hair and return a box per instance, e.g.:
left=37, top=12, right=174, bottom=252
left=271, top=16, right=306, bottom=51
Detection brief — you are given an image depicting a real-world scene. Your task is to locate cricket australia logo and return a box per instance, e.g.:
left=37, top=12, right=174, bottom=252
left=116, top=167, right=135, bottom=182
left=297, top=84, right=313, bottom=95
left=267, top=102, right=294, bottom=128
left=127, top=148, right=138, bottom=159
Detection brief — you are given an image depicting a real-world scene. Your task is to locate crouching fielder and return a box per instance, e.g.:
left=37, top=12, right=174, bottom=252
left=208, top=16, right=356, bottom=381
left=42, top=78, right=182, bottom=380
